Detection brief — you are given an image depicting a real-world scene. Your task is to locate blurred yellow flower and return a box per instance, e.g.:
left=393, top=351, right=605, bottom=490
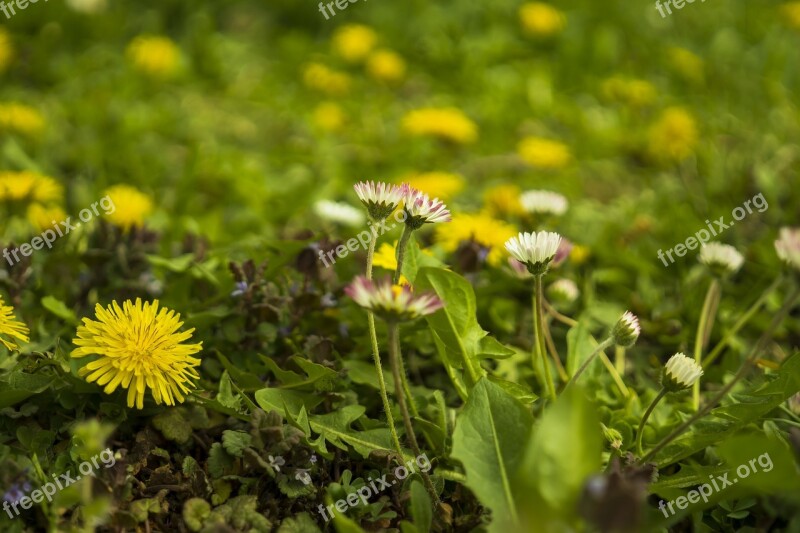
left=519, top=2, right=566, bottom=37
left=366, top=49, right=406, bottom=83
left=372, top=241, right=413, bottom=285
left=313, top=102, right=345, bottom=132
left=402, top=107, right=477, bottom=144
left=435, top=213, right=517, bottom=266
left=126, top=35, right=180, bottom=78
left=517, top=137, right=571, bottom=169
left=0, top=171, right=62, bottom=203
left=403, top=172, right=464, bottom=200
left=570, top=244, right=590, bottom=265
left=667, top=47, right=704, bottom=84
left=103, top=184, right=153, bottom=230
left=601, top=76, right=657, bottom=107
left=0, top=103, right=45, bottom=138
left=0, top=295, right=29, bottom=351
left=780, top=2, right=800, bottom=29
left=303, top=63, right=352, bottom=96
left=332, top=24, right=378, bottom=63
left=647, top=107, right=698, bottom=162
left=0, top=28, right=13, bottom=72
left=484, top=185, right=525, bottom=217
left=27, top=203, right=67, bottom=232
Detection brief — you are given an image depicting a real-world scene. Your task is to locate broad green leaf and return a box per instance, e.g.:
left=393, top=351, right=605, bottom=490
left=41, top=296, right=78, bottom=324
left=408, top=479, right=433, bottom=531
left=254, top=388, right=324, bottom=417
left=652, top=352, right=800, bottom=466
left=416, top=267, right=504, bottom=389
left=514, top=386, right=602, bottom=530
left=221, top=430, right=252, bottom=458
left=343, top=360, right=396, bottom=391
left=400, top=235, right=444, bottom=284
left=451, top=378, right=533, bottom=532
left=308, top=405, right=403, bottom=459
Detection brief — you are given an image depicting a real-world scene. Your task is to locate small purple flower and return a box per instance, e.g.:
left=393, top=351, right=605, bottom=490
left=3, top=483, right=28, bottom=504
left=309, top=454, right=318, bottom=464
left=268, top=455, right=285, bottom=472
left=231, top=281, right=249, bottom=298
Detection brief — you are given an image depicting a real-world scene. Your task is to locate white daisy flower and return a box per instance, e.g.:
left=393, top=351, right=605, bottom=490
left=313, top=200, right=365, bottom=227
left=345, top=276, right=444, bottom=322
left=353, top=181, right=405, bottom=220
left=612, top=311, right=640, bottom=348
left=401, top=185, right=451, bottom=228
left=504, top=231, right=562, bottom=275
left=775, top=227, right=800, bottom=272
left=662, top=352, right=703, bottom=392
left=520, top=190, right=568, bottom=216
left=547, top=278, right=579, bottom=304
left=698, top=242, right=744, bottom=275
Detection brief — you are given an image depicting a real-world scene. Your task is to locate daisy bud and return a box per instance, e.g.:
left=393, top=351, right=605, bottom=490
left=313, top=200, right=365, bottom=227
left=661, top=352, right=704, bottom=392
left=345, top=276, right=444, bottom=322
left=401, top=185, right=451, bottom=229
left=520, top=189, right=568, bottom=216
left=547, top=278, right=579, bottom=305
left=353, top=181, right=405, bottom=221
left=775, top=227, right=800, bottom=272
left=611, top=311, right=640, bottom=348
left=698, top=242, right=744, bottom=277
left=504, top=231, right=562, bottom=276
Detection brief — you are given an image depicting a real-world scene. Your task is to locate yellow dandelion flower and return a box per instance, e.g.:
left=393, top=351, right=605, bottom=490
left=126, top=35, right=180, bottom=78
left=435, top=213, right=517, bottom=266
left=332, top=24, right=378, bottom=63
left=103, top=184, right=153, bottom=230
left=780, top=2, right=800, bottom=29
left=0, top=171, right=62, bottom=203
left=647, top=107, right=698, bottom=162
left=0, top=103, right=45, bottom=138
left=71, top=299, right=202, bottom=409
left=601, top=76, right=657, bottom=107
left=517, top=137, right=571, bottom=169
left=313, top=102, right=345, bottom=132
left=0, top=28, right=13, bottom=72
left=372, top=241, right=428, bottom=285
left=667, top=47, right=704, bottom=84
left=519, top=2, right=566, bottom=37
left=0, top=295, right=29, bottom=351
left=402, top=107, right=478, bottom=144
left=402, top=172, right=464, bottom=200
left=303, top=63, right=352, bottom=96
left=483, top=185, right=525, bottom=217
left=27, top=203, right=67, bottom=232
left=366, top=49, right=406, bottom=83
left=570, top=244, right=590, bottom=265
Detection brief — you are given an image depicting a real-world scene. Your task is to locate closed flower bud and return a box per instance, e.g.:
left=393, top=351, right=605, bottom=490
left=661, top=352, right=704, bottom=392
left=612, top=311, right=640, bottom=348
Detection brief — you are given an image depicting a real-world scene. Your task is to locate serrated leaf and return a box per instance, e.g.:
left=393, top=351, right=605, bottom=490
left=41, top=296, right=78, bottom=324
left=152, top=409, right=192, bottom=443
left=208, top=442, right=236, bottom=479
left=222, top=430, right=252, bottom=458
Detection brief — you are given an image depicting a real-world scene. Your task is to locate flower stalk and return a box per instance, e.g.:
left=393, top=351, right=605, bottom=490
left=636, top=388, right=667, bottom=456
left=692, top=278, right=720, bottom=410
left=533, top=275, right=557, bottom=400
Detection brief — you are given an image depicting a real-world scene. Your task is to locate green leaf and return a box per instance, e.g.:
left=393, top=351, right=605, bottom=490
left=41, top=296, right=78, bottom=324
left=208, top=442, right=236, bottom=479
left=652, top=352, right=800, bottom=466
left=222, top=430, right=252, bottom=458
left=451, top=378, right=533, bottom=532
left=343, top=360, right=396, bottom=391
left=218, top=371, right=243, bottom=411
left=408, top=479, right=433, bottom=531
left=276, top=512, right=323, bottom=533
left=254, top=388, right=325, bottom=417
left=514, top=386, right=602, bottom=530
left=566, top=319, right=602, bottom=377
left=152, top=409, right=193, bottom=443
left=416, top=267, right=500, bottom=389
left=400, top=235, right=444, bottom=284
left=308, top=405, right=402, bottom=459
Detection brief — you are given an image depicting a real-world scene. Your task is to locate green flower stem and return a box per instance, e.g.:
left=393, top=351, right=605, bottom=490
left=636, top=388, right=668, bottom=456
left=365, top=236, right=404, bottom=457
left=533, top=275, right=557, bottom=401
left=615, top=345, right=625, bottom=375
left=392, top=224, right=419, bottom=417
left=393, top=224, right=414, bottom=285
left=598, top=350, right=630, bottom=398
left=640, top=284, right=800, bottom=465
left=693, top=278, right=721, bottom=410
left=702, top=276, right=782, bottom=368
left=388, top=323, right=440, bottom=505
left=564, top=337, right=614, bottom=390
left=543, top=317, right=569, bottom=382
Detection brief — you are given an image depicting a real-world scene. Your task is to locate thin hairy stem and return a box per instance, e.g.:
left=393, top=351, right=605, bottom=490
left=693, top=278, right=721, bottom=410
left=565, top=337, right=615, bottom=390
left=534, top=275, right=556, bottom=401
left=636, top=388, right=667, bottom=456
